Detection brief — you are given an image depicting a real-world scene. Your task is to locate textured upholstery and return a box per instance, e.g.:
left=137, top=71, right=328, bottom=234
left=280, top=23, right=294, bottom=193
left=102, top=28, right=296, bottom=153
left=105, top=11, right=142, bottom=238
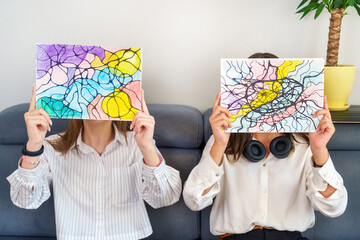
left=201, top=108, right=360, bottom=240
left=0, top=103, right=202, bottom=240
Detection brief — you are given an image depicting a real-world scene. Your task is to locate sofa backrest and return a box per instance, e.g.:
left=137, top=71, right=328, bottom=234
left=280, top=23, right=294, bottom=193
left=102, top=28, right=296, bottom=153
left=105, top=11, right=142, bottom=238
left=0, top=103, right=203, bottom=240
left=201, top=108, right=360, bottom=240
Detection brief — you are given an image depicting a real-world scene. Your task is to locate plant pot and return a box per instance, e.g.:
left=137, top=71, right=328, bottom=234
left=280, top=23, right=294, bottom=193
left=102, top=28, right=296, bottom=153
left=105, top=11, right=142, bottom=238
left=324, top=65, right=356, bottom=111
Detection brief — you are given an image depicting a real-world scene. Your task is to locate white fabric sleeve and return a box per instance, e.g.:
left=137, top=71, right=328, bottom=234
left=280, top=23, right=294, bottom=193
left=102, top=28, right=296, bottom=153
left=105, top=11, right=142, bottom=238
left=305, top=147, right=348, bottom=218
left=183, top=135, right=225, bottom=211
left=140, top=140, right=182, bottom=209
left=6, top=144, right=52, bottom=209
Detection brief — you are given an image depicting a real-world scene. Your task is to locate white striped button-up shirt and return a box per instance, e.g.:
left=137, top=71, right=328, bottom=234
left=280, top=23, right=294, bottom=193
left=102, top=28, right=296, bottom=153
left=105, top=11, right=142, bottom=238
left=7, top=128, right=182, bottom=240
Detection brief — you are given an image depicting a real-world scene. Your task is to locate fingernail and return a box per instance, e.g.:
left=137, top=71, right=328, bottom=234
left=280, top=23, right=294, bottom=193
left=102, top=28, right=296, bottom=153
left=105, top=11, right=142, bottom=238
left=48, top=126, right=51, bottom=132
left=50, top=119, right=53, bottom=126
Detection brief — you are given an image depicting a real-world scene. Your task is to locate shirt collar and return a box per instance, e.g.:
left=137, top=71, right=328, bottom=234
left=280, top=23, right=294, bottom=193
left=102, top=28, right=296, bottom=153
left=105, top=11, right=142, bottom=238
left=70, top=123, right=127, bottom=154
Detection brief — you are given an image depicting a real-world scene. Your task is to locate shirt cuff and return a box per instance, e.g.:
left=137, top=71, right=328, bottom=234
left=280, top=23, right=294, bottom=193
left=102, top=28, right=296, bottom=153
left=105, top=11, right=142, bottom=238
left=195, top=153, right=225, bottom=187
left=17, top=156, right=42, bottom=180
left=312, top=156, right=342, bottom=191
left=142, top=154, right=167, bottom=177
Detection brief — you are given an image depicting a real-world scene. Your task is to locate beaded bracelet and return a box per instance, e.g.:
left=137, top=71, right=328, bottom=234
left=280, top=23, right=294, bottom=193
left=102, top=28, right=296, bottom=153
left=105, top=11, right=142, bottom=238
left=22, top=155, right=40, bottom=165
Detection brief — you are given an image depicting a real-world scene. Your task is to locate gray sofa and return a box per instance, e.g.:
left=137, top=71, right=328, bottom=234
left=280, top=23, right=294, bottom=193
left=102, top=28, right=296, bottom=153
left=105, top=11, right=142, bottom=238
left=1, top=104, right=359, bottom=239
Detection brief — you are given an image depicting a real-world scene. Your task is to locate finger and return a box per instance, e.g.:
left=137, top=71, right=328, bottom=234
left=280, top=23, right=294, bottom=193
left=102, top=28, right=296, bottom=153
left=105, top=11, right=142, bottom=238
left=324, top=95, right=329, bottom=110
left=134, top=116, right=155, bottom=124
left=133, top=118, right=155, bottom=130
left=317, top=120, right=334, bottom=134
left=133, top=121, right=154, bottom=134
left=211, top=106, right=231, bottom=118
left=30, top=108, right=52, bottom=126
left=141, top=89, right=149, bottom=114
left=213, top=119, right=231, bottom=130
left=132, top=112, right=154, bottom=129
left=132, top=115, right=155, bottom=128
left=212, top=91, right=221, bottom=110
left=217, top=119, right=231, bottom=130
left=27, top=117, right=50, bottom=132
left=29, top=84, right=37, bottom=111
left=313, top=109, right=331, bottom=119
left=211, top=114, right=232, bottom=127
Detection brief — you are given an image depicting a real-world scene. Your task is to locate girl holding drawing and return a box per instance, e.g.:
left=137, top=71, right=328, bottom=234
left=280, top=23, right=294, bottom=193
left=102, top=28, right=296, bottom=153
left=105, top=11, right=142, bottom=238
left=183, top=53, right=347, bottom=240
left=7, top=86, right=181, bottom=240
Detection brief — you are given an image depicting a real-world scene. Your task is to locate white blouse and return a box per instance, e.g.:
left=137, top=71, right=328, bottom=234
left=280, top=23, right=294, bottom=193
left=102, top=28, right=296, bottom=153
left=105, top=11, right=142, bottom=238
left=7, top=127, right=182, bottom=240
left=183, top=135, right=347, bottom=236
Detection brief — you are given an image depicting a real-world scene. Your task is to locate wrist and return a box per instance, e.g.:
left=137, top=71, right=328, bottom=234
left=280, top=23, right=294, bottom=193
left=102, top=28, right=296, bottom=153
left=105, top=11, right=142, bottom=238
left=139, top=142, right=156, bottom=155
left=311, top=146, right=329, bottom=166
left=26, top=141, right=43, bottom=152
left=213, top=140, right=228, bottom=151
left=210, top=141, right=227, bottom=166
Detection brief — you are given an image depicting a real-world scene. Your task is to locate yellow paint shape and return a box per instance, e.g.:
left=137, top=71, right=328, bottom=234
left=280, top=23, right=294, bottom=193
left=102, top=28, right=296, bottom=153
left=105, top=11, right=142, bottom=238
left=108, top=48, right=141, bottom=76
left=91, top=51, right=117, bottom=70
left=229, top=60, right=303, bottom=122
left=102, top=88, right=138, bottom=119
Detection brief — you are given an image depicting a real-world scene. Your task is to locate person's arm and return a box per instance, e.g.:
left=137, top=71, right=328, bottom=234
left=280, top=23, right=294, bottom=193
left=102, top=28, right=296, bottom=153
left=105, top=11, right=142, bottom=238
left=183, top=136, right=225, bottom=211
left=306, top=96, right=347, bottom=217
left=183, top=92, right=231, bottom=211
left=305, top=147, right=348, bottom=217
left=139, top=143, right=182, bottom=209
left=6, top=85, right=53, bottom=209
left=132, top=90, right=182, bottom=208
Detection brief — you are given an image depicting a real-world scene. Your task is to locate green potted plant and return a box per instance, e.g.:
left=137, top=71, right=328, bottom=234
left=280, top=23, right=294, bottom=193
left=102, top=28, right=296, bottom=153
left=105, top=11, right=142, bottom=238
left=296, top=0, right=359, bottom=110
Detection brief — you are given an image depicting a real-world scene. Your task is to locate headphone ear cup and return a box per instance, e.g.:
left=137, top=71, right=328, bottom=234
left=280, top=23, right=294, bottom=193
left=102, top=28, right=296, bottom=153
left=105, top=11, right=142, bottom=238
left=270, top=136, right=293, bottom=159
left=243, top=140, right=266, bottom=162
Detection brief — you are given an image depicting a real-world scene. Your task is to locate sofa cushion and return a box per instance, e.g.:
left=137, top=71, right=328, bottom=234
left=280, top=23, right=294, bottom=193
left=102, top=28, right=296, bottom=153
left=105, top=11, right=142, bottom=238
left=0, top=104, right=203, bottom=149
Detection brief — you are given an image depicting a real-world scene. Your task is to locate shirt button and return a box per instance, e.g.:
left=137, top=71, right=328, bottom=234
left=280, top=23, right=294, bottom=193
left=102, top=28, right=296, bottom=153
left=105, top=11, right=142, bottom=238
left=262, top=216, right=265, bottom=220
left=263, top=188, right=267, bottom=193
left=263, top=163, right=266, bottom=167
left=216, top=173, right=219, bottom=177
left=323, top=180, right=327, bottom=184
left=324, top=173, right=328, bottom=178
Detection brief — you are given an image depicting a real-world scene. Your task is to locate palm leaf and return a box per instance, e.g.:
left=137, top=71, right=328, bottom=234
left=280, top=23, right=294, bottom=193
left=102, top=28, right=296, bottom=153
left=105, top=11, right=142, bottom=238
left=297, top=0, right=310, bottom=9
left=354, top=3, right=360, bottom=15
left=315, top=3, right=326, bottom=18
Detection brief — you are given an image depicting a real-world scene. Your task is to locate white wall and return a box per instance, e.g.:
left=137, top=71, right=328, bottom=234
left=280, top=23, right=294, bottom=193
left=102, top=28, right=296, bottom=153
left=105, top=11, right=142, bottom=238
left=1, top=0, right=359, bottom=112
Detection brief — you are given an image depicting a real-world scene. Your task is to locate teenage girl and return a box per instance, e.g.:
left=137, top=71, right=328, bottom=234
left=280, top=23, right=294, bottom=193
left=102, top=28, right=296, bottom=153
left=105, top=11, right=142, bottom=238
left=183, top=53, right=347, bottom=240
left=7, top=86, right=182, bottom=240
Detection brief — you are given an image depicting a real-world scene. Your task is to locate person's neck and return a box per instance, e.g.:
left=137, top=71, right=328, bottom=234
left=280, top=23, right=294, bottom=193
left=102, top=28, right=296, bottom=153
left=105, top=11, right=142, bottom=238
left=252, top=132, right=285, bottom=156
left=82, top=120, right=115, bottom=156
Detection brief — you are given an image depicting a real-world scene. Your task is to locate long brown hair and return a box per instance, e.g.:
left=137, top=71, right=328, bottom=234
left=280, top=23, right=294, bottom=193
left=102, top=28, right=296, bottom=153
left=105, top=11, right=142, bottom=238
left=224, top=52, right=310, bottom=162
left=47, top=120, right=131, bottom=154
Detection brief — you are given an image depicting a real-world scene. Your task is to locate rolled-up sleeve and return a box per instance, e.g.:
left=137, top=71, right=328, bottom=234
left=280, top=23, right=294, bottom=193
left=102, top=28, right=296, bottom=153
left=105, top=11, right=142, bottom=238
left=183, top=136, right=225, bottom=211
left=6, top=150, right=52, bottom=209
left=306, top=150, right=348, bottom=218
left=140, top=143, right=182, bottom=209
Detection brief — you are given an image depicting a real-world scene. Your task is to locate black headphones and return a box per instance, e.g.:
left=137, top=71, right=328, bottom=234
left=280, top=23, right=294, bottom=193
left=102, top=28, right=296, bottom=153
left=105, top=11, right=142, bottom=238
left=243, top=135, right=293, bottom=162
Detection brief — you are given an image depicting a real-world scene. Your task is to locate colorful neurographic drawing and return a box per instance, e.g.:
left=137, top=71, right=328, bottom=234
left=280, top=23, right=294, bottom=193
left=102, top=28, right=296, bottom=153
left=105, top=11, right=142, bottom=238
left=36, top=44, right=142, bottom=120
left=221, top=59, right=324, bottom=132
